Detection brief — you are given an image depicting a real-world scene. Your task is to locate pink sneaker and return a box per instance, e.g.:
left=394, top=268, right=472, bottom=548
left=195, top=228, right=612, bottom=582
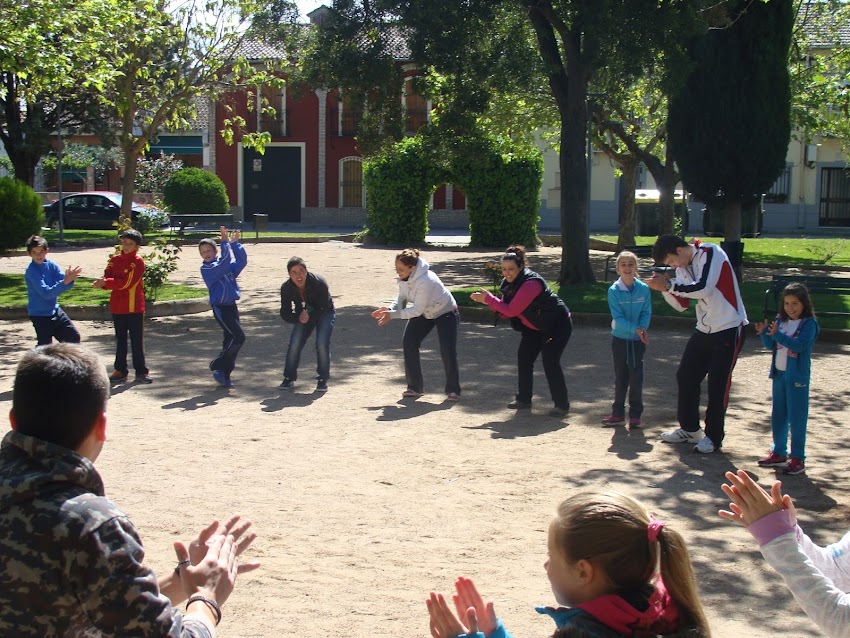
left=628, top=417, right=641, bottom=428
left=757, top=451, right=788, bottom=467
left=783, top=458, right=806, bottom=475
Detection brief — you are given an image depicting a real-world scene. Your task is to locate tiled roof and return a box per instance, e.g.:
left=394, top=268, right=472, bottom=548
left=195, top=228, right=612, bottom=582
left=234, top=39, right=289, bottom=61
left=798, top=2, right=850, bottom=48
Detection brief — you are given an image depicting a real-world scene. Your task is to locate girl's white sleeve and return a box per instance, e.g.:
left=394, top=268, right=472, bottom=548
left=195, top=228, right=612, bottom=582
left=760, top=531, right=850, bottom=637
left=797, top=530, right=850, bottom=591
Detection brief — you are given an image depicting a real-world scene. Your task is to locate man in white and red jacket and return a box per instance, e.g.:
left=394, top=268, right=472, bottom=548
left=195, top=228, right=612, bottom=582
left=647, top=234, right=748, bottom=454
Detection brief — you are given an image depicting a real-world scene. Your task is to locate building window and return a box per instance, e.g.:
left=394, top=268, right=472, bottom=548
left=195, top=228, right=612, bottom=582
left=404, top=80, right=428, bottom=134
left=339, top=92, right=362, bottom=137
left=820, top=167, right=850, bottom=227
left=259, top=83, right=286, bottom=137
left=765, top=164, right=792, bottom=203
left=340, top=157, right=364, bottom=207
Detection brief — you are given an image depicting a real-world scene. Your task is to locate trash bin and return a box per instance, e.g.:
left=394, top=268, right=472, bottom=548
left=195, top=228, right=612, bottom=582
left=702, top=197, right=763, bottom=238
left=254, top=213, right=268, bottom=238
left=634, top=190, right=689, bottom=236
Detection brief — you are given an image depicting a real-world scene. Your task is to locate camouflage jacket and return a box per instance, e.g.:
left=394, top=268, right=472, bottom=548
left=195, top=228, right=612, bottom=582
left=0, top=431, right=213, bottom=638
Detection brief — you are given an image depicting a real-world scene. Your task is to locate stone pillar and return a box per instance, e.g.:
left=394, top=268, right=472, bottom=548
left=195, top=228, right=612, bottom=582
left=445, top=184, right=453, bottom=211
left=316, top=88, right=328, bottom=209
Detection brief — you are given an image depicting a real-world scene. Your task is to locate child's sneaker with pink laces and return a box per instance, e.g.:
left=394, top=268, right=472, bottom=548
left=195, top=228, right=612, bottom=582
left=783, top=458, right=806, bottom=475
left=757, top=451, right=788, bottom=467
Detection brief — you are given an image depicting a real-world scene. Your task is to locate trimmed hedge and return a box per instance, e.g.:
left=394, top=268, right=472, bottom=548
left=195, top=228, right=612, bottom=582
left=362, top=129, right=542, bottom=247
left=162, top=168, right=229, bottom=215
left=0, top=177, right=43, bottom=251
left=364, top=137, right=444, bottom=244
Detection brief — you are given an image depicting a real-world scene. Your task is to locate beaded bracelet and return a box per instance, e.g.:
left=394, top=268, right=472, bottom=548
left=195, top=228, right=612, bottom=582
left=187, top=595, right=222, bottom=626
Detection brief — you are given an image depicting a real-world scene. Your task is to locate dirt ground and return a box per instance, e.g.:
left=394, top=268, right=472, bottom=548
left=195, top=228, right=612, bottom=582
left=1, top=240, right=848, bottom=638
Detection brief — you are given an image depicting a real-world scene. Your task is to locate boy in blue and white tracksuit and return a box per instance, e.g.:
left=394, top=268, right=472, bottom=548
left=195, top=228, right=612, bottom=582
left=604, top=251, right=651, bottom=426
left=199, top=227, right=247, bottom=387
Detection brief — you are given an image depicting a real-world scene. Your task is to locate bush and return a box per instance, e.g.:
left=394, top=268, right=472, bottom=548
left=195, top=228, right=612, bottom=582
left=0, top=177, right=43, bottom=250
left=135, top=207, right=170, bottom=235
left=162, top=168, right=229, bottom=215
left=364, top=137, right=443, bottom=244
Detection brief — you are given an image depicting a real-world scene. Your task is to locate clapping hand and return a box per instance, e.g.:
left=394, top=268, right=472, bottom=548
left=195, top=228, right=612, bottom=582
left=470, top=289, right=489, bottom=304
left=186, top=515, right=261, bottom=576
left=426, top=577, right=497, bottom=638
left=371, top=307, right=391, bottom=327
left=719, top=470, right=796, bottom=528
left=64, top=265, right=82, bottom=284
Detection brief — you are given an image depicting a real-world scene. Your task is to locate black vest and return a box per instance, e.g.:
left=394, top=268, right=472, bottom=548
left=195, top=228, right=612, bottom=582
left=500, top=268, right=567, bottom=334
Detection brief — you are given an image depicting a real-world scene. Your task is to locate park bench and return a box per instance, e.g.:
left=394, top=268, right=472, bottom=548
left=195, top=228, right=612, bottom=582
left=762, top=274, right=850, bottom=319
left=604, top=245, right=655, bottom=281
left=168, top=213, right=240, bottom=237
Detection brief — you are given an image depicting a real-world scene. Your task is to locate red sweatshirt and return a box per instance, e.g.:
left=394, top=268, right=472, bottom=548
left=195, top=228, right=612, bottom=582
left=102, top=250, right=145, bottom=315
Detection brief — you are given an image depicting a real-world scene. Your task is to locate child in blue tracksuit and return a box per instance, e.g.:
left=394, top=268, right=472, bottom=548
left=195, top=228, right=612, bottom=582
left=199, top=226, right=248, bottom=388
left=755, top=282, right=820, bottom=476
left=602, top=251, right=652, bottom=427
left=24, top=235, right=82, bottom=345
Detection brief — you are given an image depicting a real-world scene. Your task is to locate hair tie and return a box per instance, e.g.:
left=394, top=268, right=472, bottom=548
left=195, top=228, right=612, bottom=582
left=647, top=517, right=666, bottom=543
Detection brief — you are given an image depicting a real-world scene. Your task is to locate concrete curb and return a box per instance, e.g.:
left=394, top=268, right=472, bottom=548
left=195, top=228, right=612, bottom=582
left=0, top=298, right=209, bottom=321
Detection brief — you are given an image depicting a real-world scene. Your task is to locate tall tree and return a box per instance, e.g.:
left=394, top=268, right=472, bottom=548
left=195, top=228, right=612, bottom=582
left=308, top=0, right=697, bottom=283
left=0, top=0, right=125, bottom=185
left=668, top=0, right=794, bottom=256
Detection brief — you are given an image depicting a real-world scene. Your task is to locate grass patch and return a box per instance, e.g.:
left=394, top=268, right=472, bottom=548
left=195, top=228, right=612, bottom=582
left=452, top=280, right=850, bottom=330
left=592, top=235, right=850, bottom=267
left=0, top=274, right=205, bottom=307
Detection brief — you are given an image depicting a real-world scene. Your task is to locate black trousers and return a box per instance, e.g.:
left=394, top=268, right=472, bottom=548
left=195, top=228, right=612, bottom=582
left=30, top=308, right=80, bottom=346
left=676, top=325, right=745, bottom=447
left=611, top=337, right=645, bottom=419
left=112, top=313, right=147, bottom=376
left=516, top=311, right=572, bottom=409
left=210, top=304, right=245, bottom=378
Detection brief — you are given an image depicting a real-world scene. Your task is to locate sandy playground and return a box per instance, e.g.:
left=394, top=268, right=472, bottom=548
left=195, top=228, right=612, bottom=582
left=1, top=240, right=849, bottom=637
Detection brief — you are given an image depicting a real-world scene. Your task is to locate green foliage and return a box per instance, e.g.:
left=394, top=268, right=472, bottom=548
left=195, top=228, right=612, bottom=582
left=363, top=126, right=542, bottom=247
left=135, top=209, right=171, bottom=236
left=0, top=177, right=44, bottom=250
left=141, top=239, right=182, bottom=303
left=668, top=0, right=794, bottom=207
left=135, top=154, right=184, bottom=194
left=163, top=168, right=229, bottom=215
left=449, top=134, right=541, bottom=248
left=364, top=137, right=441, bottom=244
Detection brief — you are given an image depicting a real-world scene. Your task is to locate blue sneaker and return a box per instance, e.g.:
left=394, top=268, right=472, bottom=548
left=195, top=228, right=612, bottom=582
left=213, top=370, right=234, bottom=388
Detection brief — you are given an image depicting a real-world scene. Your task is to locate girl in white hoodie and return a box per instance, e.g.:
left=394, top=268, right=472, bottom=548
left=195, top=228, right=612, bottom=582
left=372, top=248, right=461, bottom=401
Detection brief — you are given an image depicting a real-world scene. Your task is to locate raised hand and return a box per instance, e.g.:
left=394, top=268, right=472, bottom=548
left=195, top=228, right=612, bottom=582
left=220, top=226, right=229, bottom=243
left=187, top=515, right=261, bottom=576
left=64, top=265, right=83, bottom=284
left=719, top=469, right=796, bottom=527
left=768, top=320, right=779, bottom=336
left=453, top=577, right=497, bottom=637
left=427, top=591, right=477, bottom=638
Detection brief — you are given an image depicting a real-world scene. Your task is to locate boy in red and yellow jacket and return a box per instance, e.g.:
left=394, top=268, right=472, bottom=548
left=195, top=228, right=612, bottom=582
left=93, top=229, right=151, bottom=383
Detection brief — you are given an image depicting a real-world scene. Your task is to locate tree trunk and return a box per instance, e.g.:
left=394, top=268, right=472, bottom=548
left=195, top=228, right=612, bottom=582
left=1, top=79, right=52, bottom=187
left=655, top=165, right=678, bottom=235
left=722, top=199, right=744, bottom=281
left=617, top=159, right=638, bottom=248
left=120, top=145, right=139, bottom=221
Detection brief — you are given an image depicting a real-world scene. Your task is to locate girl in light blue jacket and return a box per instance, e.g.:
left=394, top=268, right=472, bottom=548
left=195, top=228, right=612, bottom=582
left=602, top=251, right=652, bottom=427
left=755, top=282, right=820, bottom=475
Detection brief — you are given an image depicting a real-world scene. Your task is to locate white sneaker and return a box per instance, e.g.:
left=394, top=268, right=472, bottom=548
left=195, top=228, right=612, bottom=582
left=660, top=427, right=703, bottom=444
left=694, top=436, right=716, bottom=454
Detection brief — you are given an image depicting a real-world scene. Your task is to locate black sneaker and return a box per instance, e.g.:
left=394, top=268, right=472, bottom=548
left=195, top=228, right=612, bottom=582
left=507, top=399, right=531, bottom=409
left=316, top=379, right=328, bottom=392
left=279, top=378, right=294, bottom=391
left=135, top=373, right=153, bottom=384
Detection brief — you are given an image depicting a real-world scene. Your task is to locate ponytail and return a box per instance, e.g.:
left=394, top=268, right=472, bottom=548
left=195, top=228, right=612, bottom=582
left=657, top=526, right=711, bottom=636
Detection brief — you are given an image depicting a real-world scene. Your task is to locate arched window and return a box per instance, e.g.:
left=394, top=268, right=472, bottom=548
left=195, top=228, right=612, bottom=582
left=340, top=157, right=364, bottom=207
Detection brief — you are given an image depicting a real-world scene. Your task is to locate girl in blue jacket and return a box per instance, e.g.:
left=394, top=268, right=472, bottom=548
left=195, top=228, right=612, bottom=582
left=755, top=283, right=820, bottom=475
left=602, top=251, right=652, bottom=427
